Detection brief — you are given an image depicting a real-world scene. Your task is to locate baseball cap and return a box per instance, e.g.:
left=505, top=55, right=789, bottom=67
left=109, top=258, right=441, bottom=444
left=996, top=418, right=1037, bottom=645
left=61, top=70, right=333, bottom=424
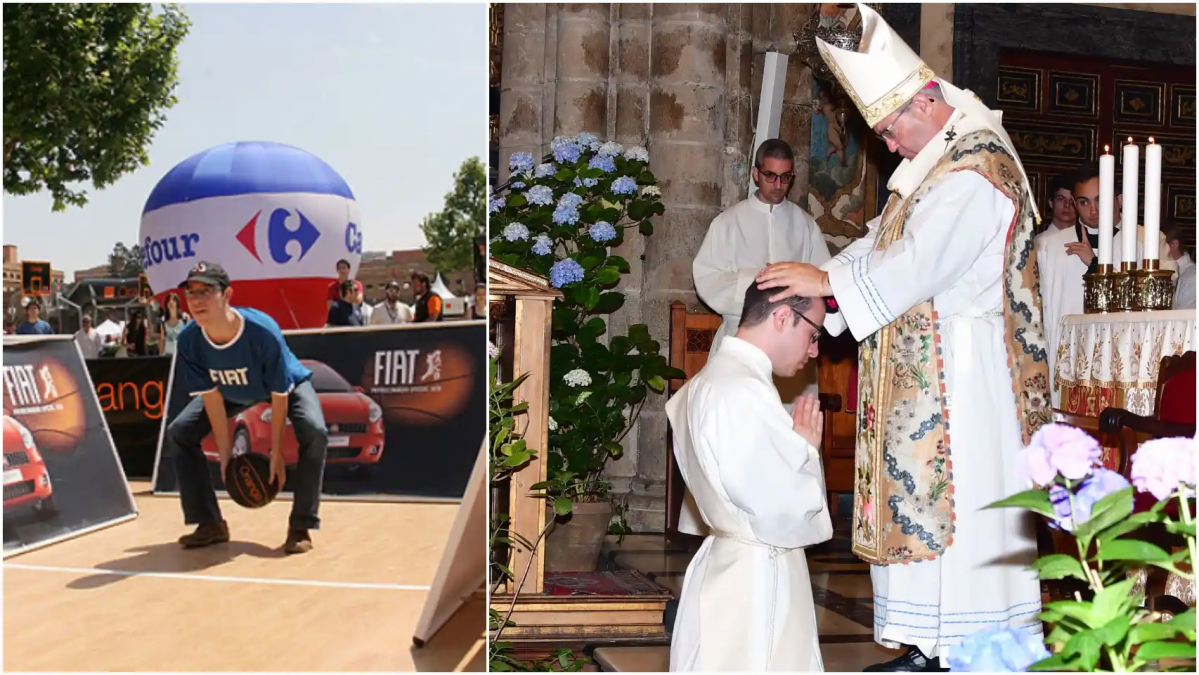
left=384, top=280, right=401, bottom=290
left=183, top=261, right=231, bottom=289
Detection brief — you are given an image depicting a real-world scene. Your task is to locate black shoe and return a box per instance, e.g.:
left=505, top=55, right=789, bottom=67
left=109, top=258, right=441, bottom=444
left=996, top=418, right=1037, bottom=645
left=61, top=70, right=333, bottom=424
left=864, top=646, right=947, bottom=672
left=284, top=529, right=313, bottom=554
left=179, top=520, right=230, bottom=548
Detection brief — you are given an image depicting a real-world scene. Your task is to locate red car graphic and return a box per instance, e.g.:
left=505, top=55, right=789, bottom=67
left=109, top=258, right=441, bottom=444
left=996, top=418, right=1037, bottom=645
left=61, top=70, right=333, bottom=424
left=3, top=415, right=56, bottom=517
left=201, top=360, right=385, bottom=472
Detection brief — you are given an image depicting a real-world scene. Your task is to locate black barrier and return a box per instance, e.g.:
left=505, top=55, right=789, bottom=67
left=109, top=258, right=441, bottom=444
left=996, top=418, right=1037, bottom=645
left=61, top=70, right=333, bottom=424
left=85, top=356, right=172, bottom=480
left=2, top=336, right=138, bottom=557
left=152, top=321, right=486, bottom=501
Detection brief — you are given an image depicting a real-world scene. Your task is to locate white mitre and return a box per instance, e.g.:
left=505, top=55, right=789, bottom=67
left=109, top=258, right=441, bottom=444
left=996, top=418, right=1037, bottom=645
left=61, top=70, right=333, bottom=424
left=817, top=3, right=1039, bottom=220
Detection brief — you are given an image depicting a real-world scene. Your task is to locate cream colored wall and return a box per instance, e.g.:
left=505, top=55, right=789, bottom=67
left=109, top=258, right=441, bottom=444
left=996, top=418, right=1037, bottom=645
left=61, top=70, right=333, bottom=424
left=918, top=3, right=1196, bottom=82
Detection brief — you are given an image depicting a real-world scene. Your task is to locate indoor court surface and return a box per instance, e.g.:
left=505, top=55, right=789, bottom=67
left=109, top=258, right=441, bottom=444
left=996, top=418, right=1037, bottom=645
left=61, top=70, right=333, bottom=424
left=3, top=481, right=484, bottom=672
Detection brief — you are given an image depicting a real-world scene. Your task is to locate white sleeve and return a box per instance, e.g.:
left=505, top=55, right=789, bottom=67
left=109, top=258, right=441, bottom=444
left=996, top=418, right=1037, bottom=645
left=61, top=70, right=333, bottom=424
left=827, top=171, right=1013, bottom=341
left=693, top=214, right=758, bottom=317
left=700, top=383, right=831, bottom=549
left=819, top=215, right=882, bottom=338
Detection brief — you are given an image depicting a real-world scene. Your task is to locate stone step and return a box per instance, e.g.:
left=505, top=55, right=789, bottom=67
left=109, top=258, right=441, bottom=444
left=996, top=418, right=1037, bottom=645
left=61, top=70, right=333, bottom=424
left=592, top=646, right=670, bottom=672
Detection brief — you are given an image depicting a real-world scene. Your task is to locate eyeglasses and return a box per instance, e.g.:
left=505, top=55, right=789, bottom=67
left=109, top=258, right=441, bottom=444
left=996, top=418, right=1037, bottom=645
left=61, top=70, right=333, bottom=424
left=876, top=100, right=913, bottom=141
left=758, top=170, right=795, bottom=185
left=795, top=312, right=825, bottom=344
left=183, top=286, right=218, bottom=300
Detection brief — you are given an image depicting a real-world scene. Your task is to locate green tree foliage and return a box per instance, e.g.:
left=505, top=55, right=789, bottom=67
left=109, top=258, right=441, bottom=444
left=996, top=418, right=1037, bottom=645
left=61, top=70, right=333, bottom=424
left=3, top=3, right=191, bottom=210
left=108, top=242, right=143, bottom=278
left=420, top=157, right=486, bottom=275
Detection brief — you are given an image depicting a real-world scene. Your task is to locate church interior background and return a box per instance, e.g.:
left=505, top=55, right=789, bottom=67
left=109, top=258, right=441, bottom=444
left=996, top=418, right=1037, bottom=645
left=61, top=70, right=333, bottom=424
left=488, top=3, right=1195, bottom=670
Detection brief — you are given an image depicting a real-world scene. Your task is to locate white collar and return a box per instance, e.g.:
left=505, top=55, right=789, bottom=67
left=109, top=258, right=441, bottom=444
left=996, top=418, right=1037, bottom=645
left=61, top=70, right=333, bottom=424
left=200, top=309, right=245, bottom=351
left=747, top=192, right=792, bottom=214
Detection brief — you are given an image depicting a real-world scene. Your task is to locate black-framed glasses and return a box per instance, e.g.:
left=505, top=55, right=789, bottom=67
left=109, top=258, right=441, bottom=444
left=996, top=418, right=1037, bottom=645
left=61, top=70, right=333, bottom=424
left=795, top=312, right=825, bottom=344
left=759, top=170, right=795, bottom=184
left=876, top=100, right=913, bottom=141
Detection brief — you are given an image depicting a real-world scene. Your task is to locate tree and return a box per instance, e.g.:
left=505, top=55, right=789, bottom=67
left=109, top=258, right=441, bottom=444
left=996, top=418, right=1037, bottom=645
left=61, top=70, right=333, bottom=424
left=420, top=157, right=486, bottom=275
left=4, top=3, right=190, bottom=211
left=108, top=242, right=143, bottom=278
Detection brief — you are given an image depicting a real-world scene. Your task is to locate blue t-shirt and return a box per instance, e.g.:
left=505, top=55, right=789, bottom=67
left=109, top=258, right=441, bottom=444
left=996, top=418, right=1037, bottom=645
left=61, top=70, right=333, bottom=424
left=176, top=307, right=311, bottom=405
left=15, top=320, right=52, bottom=335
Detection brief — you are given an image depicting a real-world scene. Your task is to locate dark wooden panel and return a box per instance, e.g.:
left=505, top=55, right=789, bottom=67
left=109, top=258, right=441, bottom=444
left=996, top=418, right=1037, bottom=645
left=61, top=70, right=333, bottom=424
left=997, top=66, right=1042, bottom=112
left=1114, top=80, right=1165, bottom=126
left=1006, top=120, right=1096, bottom=165
left=1048, top=71, right=1099, bottom=118
left=1170, top=84, right=1196, bottom=128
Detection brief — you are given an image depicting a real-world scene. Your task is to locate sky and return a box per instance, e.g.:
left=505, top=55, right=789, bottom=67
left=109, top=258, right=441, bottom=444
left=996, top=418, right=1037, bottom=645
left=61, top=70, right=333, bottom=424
left=2, top=2, right=486, bottom=276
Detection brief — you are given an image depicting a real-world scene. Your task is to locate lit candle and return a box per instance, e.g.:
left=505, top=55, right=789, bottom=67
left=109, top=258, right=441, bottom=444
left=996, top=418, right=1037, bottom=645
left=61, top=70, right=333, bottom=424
left=1098, top=146, right=1115, bottom=267
left=1143, top=138, right=1162, bottom=261
left=1121, top=138, right=1139, bottom=266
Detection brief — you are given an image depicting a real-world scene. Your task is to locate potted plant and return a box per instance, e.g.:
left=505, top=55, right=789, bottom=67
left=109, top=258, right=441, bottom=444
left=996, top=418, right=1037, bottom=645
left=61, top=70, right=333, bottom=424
left=489, top=133, right=684, bottom=571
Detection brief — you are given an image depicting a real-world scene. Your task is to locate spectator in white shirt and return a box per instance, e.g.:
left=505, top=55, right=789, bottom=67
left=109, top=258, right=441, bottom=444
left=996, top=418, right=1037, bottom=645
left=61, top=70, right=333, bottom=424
left=73, top=314, right=103, bottom=359
left=369, top=281, right=414, bottom=326
left=1165, top=223, right=1195, bottom=310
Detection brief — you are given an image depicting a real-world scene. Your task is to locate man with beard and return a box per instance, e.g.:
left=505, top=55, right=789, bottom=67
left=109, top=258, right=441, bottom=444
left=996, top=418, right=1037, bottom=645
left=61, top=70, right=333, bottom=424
left=755, top=5, right=1051, bottom=670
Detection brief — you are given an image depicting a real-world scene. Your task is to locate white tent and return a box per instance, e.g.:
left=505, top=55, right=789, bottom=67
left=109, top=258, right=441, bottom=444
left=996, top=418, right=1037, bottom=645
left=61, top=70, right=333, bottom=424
left=94, top=319, right=124, bottom=338
left=429, top=273, right=458, bottom=299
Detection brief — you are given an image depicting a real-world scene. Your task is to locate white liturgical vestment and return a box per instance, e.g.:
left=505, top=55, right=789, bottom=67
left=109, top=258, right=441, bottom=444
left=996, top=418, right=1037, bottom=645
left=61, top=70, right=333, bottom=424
left=1174, top=253, right=1195, bottom=309
left=1034, top=224, right=1090, bottom=406
left=666, top=337, right=832, bottom=672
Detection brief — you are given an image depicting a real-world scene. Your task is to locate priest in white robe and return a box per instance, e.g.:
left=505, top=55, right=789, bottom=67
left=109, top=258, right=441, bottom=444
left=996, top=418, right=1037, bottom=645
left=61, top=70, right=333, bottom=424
left=667, top=280, right=833, bottom=672
left=756, top=6, right=1050, bottom=670
left=1165, top=224, right=1195, bottom=309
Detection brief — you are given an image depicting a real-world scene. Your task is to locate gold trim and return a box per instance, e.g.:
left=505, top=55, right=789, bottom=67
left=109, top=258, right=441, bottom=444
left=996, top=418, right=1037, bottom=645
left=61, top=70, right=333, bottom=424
left=816, top=41, right=934, bottom=127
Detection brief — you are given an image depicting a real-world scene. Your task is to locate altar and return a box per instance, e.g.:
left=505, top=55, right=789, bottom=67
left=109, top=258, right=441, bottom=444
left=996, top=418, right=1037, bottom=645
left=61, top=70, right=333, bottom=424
left=1054, top=309, right=1196, bottom=416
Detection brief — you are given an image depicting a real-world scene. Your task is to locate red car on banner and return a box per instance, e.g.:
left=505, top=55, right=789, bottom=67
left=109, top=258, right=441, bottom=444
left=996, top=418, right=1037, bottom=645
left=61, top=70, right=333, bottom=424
left=201, top=360, right=384, bottom=473
left=3, top=415, right=56, bottom=517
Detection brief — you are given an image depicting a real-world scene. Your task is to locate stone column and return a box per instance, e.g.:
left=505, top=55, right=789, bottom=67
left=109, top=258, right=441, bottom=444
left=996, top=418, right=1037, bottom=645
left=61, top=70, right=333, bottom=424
left=498, top=4, right=550, bottom=183
left=775, top=3, right=816, bottom=201
left=722, top=4, right=754, bottom=207
left=553, top=4, right=612, bottom=137
left=626, top=4, right=729, bottom=531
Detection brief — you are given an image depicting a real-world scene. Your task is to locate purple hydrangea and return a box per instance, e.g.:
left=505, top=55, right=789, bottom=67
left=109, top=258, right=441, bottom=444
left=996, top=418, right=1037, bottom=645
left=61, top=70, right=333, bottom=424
left=510, top=181, right=526, bottom=189
left=488, top=342, right=499, bottom=359
left=508, top=152, right=534, bottom=173
left=625, top=146, right=649, bottom=163
left=559, top=193, right=583, bottom=209
left=549, top=258, right=585, bottom=288
left=489, top=195, right=505, bottom=213
left=525, top=185, right=554, bottom=206
left=532, top=234, right=553, bottom=256
left=947, top=625, right=1049, bottom=672
left=589, top=221, right=617, bottom=243
left=553, top=202, right=579, bottom=225
left=583, top=177, right=599, bottom=188
left=575, top=132, right=600, bottom=150
left=1018, top=423, right=1101, bottom=485
left=588, top=154, right=616, bottom=173
left=535, top=162, right=556, bottom=178
left=1130, top=436, right=1197, bottom=501
left=1047, top=468, right=1131, bottom=532
left=599, top=141, right=624, bottom=157
left=552, top=136, right=581, bottom=164
left=612, top=176, right=637, bottom=195
left=502, top=223, right=530, bottom=242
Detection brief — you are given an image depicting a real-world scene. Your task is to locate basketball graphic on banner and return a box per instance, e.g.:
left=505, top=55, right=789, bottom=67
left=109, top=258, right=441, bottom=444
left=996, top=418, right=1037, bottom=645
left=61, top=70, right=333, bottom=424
left=361, top=343, right=476, bottom=426
left=2, top=357, right=87, bottom=453
left=138, top=141, right=363, bottom=329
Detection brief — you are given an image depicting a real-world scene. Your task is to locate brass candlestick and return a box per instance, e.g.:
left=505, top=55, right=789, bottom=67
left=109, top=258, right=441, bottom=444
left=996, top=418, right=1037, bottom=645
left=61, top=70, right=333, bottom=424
left=1084, top=264, right=1116, bottom=313
left=1131, top=259, right=1175, bottom=311
left=1112, top=262, right=1136, bottom=311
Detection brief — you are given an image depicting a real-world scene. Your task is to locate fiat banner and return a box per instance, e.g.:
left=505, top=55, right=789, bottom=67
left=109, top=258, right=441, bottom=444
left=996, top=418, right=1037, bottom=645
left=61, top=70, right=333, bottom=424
left=152, top=321, right=486, bottom=501
left=2, top=337, right=137, bottom=557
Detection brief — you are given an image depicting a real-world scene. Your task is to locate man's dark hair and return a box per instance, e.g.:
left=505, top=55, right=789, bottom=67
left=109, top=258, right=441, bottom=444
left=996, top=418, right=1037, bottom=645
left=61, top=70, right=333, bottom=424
left=1162, top=218, right=1193, bottom=258
left=739, top=281, right=813, bottom=328
left=25, top=300, right=41, bottom=312
left=336, top=259, right=351, bottom=270
left=411, top=272, right=430, bottom=286
left=339, top=279, right=357, bottom=297
left=754, top=138, right=794, bottom=169
left=1073, top=162, right=1101, bottom=190
left=1048, top=173, right=1075, bottom=200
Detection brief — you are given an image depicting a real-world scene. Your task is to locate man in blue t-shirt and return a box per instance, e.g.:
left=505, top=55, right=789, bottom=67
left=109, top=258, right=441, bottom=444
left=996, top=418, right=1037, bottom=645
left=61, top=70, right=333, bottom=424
left=168, top=262, right=327, bottom=554
left=15, top=300, right=53, bottom=335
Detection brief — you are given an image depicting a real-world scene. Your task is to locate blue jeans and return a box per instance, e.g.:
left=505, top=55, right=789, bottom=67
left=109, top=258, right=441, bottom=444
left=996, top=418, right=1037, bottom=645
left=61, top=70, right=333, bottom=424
left=168, top=379, right=327, bottom=531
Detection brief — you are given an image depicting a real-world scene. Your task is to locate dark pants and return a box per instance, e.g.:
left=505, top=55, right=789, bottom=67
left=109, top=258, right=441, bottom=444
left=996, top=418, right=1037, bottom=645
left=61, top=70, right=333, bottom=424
left=168, top=379, right=327, bottom=531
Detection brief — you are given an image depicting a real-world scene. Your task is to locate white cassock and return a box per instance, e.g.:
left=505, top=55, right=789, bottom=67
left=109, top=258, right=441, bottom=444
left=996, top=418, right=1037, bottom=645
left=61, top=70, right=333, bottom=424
left=686, top=195, right=832, bottom=536
left=1175, top=253, right=1195, bottom=309
left=1033, top=224, right=1090, bottom=406
left=666, top=337, right=833, bottom=672
left=822, top=172, right=1043, bottom=660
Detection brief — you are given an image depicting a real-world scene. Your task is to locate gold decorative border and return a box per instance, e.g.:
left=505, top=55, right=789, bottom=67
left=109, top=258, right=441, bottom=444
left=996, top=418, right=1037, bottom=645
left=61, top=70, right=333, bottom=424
left=1114, top=79, right=1165, bottom=126
left=1047, top=70, right=1099, bottom=118
left=1170, top=83, right=1196, bottom=127
left=997, top=66, right=1042, bottom=113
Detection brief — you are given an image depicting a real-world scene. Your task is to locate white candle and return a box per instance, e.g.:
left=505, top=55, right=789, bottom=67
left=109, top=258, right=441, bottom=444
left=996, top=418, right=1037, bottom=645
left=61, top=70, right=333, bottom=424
left=1098, top=146, right=1115, bottom=266
left=1121, top=138, right=1139, bottom=265
left=1144, top=138, right=1162, bottom=261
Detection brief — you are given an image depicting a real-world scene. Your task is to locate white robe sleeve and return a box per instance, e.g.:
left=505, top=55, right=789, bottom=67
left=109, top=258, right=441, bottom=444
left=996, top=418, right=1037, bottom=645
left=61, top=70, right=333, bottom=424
left=700, top=382, right=831, bottom=549
left=1175, top=265, right=1196, bottom=309
left=694, top=213, right=758, bottom=318
left=827, top=171, right=1012, bottom=341
left=819, top=215, right=882, bottom=337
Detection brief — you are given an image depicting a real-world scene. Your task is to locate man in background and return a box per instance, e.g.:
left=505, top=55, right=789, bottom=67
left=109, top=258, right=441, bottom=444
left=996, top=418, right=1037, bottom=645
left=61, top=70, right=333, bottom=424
left=369, top=280, right=413, bottom=325
left=1044, top=173, right=1077, bottom=233
left=74, top=314, right=103, bottom=359
left=326, top=259, right=364, bottom=311
left=326, top=279, right=366, bottom=327
left=1164, top=222, right=1195, bottom=309
left=1035, top=171, right=1087, bottom=404
left=411, top=273, right=443, bottom=323
left=15, top=300, right=52, bottom=335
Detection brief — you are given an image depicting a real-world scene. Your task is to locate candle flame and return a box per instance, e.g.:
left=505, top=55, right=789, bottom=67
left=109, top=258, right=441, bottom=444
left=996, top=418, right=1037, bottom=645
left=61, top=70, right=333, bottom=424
left=1128, top=136, right=1134, bottom=144
left=1104, top=145, right=1110, bottom=153
left=1149, top=137, right=1156, bottom=144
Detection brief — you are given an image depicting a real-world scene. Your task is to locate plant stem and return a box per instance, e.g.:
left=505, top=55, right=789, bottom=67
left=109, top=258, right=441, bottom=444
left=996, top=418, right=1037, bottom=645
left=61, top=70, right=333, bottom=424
left=492, top=517, right=556, bottom=645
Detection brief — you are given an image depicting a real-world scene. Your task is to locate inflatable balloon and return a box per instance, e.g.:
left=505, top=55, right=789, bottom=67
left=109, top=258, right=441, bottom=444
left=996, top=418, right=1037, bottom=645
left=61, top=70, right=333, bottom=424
left=139, top=141, right=363, bottom=329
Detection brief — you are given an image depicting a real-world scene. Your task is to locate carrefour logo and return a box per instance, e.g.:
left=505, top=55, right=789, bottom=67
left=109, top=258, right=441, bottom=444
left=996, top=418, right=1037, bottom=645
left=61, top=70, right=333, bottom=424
left=345, top=222, right=362, bottom=255
left=143, top=233, right=201, bottom=270
left=237, top=209, right=321, bottom=264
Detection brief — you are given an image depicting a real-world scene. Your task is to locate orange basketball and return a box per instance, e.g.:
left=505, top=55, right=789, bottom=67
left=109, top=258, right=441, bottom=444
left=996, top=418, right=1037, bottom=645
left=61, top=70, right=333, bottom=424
left=224, top=453, right=279, bottom=508
left=360, top=343, right=476, bottom=426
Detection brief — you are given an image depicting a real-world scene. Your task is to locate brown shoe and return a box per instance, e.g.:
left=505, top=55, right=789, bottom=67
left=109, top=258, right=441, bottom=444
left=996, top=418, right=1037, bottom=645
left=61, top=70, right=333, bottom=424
left=284, top=529, right=313, bottom=554
left=179, top=520, right=230, bottom=548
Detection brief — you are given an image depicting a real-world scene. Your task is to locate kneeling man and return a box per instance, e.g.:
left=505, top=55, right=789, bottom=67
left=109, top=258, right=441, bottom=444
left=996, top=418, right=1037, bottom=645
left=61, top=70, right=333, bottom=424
left=667, top=280, right=833, bottom=672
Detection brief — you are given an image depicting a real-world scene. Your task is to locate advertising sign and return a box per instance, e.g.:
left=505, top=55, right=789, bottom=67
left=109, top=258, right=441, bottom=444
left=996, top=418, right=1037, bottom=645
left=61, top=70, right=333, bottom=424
left=2, top=337, right=137, bottom=557
left=86, top=356, right=172, bottom=479
left=152, top=321, right=486, bottom=501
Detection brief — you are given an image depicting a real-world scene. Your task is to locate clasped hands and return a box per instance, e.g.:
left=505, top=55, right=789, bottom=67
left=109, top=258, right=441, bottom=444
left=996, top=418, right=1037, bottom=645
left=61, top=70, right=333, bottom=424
left=755, top=262, right=831, bottom=302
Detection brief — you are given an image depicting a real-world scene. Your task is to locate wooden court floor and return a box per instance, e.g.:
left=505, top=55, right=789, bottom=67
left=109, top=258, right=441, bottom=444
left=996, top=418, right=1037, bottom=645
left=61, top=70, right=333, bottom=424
left=3, top=482, right=484, bottom=672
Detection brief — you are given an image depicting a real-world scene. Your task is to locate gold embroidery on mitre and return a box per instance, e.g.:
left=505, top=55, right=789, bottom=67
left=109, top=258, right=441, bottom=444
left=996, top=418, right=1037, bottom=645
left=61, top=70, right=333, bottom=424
left=816, top=39, right=936, bottom=127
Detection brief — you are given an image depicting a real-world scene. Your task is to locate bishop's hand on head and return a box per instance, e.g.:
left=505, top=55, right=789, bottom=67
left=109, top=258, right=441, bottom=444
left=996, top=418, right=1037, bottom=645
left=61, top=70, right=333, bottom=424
left=791, top=393, right=823, bottom=450
left=755, top=262, right=831, bottom=303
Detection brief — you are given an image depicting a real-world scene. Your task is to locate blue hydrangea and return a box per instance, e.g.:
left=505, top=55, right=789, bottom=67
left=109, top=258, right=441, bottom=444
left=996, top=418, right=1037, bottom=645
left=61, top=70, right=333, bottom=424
left=508, top=152, right=534, bottom=173
left=612, top=176, right=637, bottom=195
left=589, top=221, right=617, bottom=243
left=549, top=258, right=585, bottom=288
left=599, top=141, right=624, bottom=157
left=489, top=195, right=505, bottom=213
left=947, top=625, right=1050, bottom=672
left=511, top=181, right=526, bottom=189
left=502, top=223, right=530, bottom=242
left=574, top=177, right=582, bottom=188
left=532, top=234, right=553, bottom=256
left=624, top=146, right=649, bottom=163
left=559, top=193, right=584, bottom=209
left=583, top=178, right=598, bottom=188
left=575, top=132, right=600, bottom=150
left=551, top=136, right=581, bottom=164
left=535, top=162, right=556, bottom=178
left=588, top=154, right=616, bottom=173
left=553, top=202, right=579, bottom=225
left=525, top=185, right=554, bottom=206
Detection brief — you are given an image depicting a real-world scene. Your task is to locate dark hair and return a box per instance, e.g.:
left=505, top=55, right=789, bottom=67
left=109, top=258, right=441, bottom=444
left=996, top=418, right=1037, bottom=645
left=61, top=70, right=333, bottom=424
left=340, top=279, right=357, bottom=297
left=411, top=272, right=430, bottom=286
left=754, top=138, right=794, bottom=169
left=165, top=292, right=183, bottom=318
left=336, top=259, right=351, bottom=270
left=1048, top=173, right=1075, bottom=200
left=1073, top=162, right=1101, bottom=190
left=25, top=300, right=41, bottom=311
left=739, top=281, right=814, bottom=328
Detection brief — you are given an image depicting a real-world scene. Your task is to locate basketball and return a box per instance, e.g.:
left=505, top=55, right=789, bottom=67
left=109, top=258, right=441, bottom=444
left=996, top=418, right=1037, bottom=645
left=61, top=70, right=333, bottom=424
left=224, top=454, right=280, bottom=508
